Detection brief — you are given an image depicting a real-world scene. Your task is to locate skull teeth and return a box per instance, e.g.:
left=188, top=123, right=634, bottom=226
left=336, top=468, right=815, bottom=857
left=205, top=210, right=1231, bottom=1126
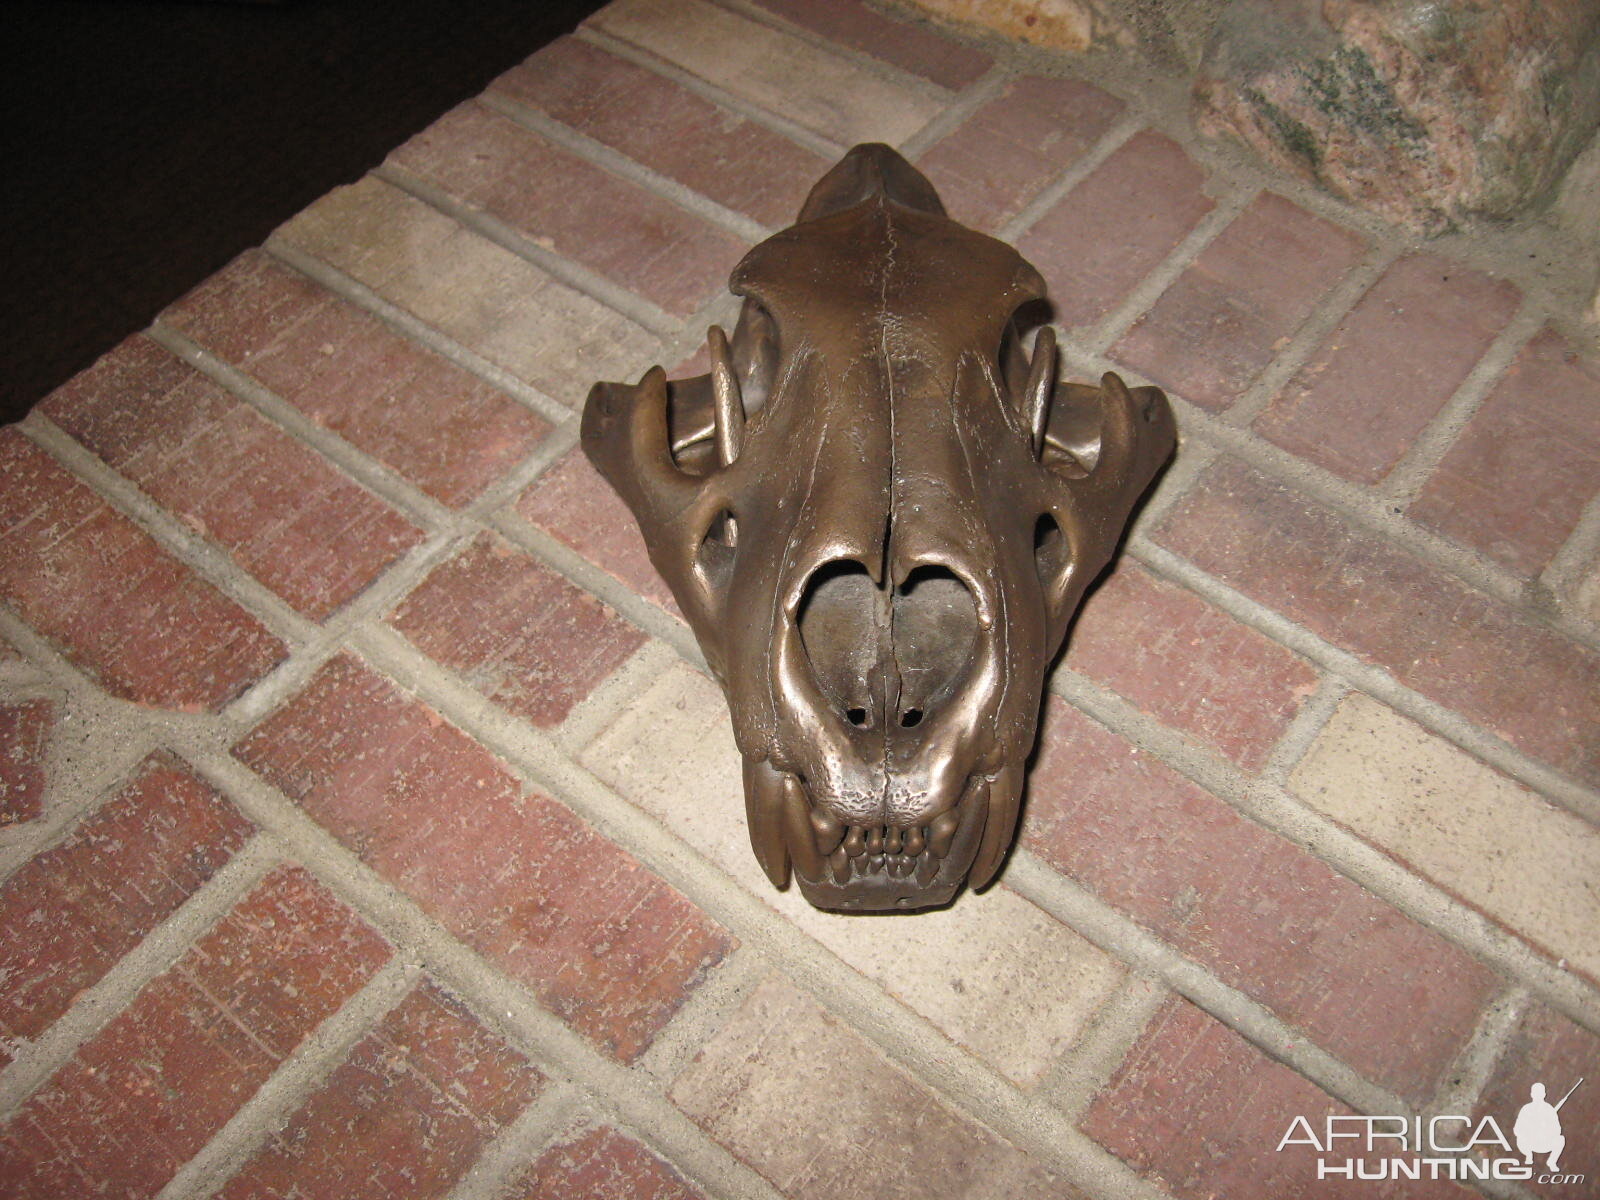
left=817, top=821, right=944, bottom=881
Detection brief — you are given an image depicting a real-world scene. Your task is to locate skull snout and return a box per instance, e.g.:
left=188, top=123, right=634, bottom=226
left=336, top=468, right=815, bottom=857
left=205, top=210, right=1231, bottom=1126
left=791, top=555, right=986, bottom=824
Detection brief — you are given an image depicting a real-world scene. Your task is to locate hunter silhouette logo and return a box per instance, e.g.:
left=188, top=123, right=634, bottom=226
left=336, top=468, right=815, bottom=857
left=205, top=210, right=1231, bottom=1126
left=1276, top=1076, right=1587, bottom=1187
left=1515, top=1078, right=1582, bottom=1172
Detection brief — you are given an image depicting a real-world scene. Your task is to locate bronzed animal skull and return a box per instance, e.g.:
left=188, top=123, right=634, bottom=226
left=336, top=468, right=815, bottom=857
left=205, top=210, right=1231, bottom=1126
left=583, top=144, right=1175, bottom=911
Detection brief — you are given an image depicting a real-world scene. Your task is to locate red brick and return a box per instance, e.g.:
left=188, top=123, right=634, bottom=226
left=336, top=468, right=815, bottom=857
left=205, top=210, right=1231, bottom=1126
left=1017, top=129, right=1214, bottom=329
left=1064, top=563, right=1317, bottom=768
left=235, top=656, right=734, bottom=1061
left=0, top=428, right=287, bottom=711
left=1082, top=999, right=1473, bottom=1200
left=0, top=865, right=388, bottom=1199
left=1256, top=255, right=1521, bottom=483
left=218, top=981, right=543, bottom=1200
left=748, top=0, right=991, bottom=89
left=916, top=76, right=1124, bottom=232
left=1027, top=700, right=1498, bottom=1102
left=45, top=337, right=424, bottom=621
left=1112, top=192, right=1366, bottom=410
left=1156, top=458, right=1600, bottom=786
left=391, top=102, right=746, bottom=318
left=492, top=38, right=828, bottom=229
left=516, top=447, right=681, bottom=616
left=390, top=533, right=645, bottom=728
left=0, top=698, right=51, bottom=826
left=511, top=1125, right=709, bottom=1200
left=0, top=752, right=254, bottom=1068
left=1411, top=328, right=1600, bottom=577
left=164, top=251, right=548, bottom=508
left=671, top=975, right=1083, bottom=1200
left=1477, top=1003, right=1598, bottom=1200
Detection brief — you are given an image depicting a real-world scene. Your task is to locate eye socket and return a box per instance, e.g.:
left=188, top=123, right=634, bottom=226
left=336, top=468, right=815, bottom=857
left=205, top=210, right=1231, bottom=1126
left=695, top=508, right=738, bottom=595
left=1034, top=513, right=1069, bottom=591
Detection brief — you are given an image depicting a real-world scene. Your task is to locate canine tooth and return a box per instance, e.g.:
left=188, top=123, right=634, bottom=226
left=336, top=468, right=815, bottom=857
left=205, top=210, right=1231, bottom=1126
left=969, top=765, right=1022, bottom=890
left=885, top=826, right=903, bottom=854
left=843, top=826, right=866, bottom=857
left=915, top=854, right=940, bottom=886
left=780, top=774, right=824, bottom=881
left=904, top=826, right=926, bottom=856
left=1024, top=325, right=1057, bottom=457
left=809, top=807, right=845, bottom=855
left=743, top=757, right=790, bottom=889
left=707, top=323, right=745, bottom=467
left=866, top=827, right=884, bottom=855
left=928, top=809, right=961, bottom=859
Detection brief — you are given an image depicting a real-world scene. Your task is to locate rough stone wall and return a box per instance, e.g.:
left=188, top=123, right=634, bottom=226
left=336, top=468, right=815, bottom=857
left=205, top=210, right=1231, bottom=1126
left=1193, top=0, right=1600, bottom=234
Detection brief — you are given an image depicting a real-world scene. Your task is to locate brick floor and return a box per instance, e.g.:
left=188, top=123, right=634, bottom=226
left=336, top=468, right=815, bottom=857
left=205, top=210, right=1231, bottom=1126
left=1158, top=458, right=1600, bottom=787
left=1255, top=255, right=1521, bottom=484
left=1112, top=191, right=1367, bottom=409
left=917, top=75, right=1125, bottom=231
left=0, top=698, right=51, bottom=827
left=216, top=981, right=544, bottom=1200
left=2, top=2, right=1596, bottom=1195
left=235, top=654, right=734, bottom=1062
left=510, top=1124, right=709, bottom=1200
left=671, top=975, right=1085, bottom=1200
left=1081, top=999, right=1474, bottom=1200
left=163, top=250, right=549, bottom=508
left=0, top=754, right=253, bottom=1068
left=389, top=531, right=646, bottom=728
left=1410, top=327, right=1600, bottom=577
left=45, top=336, right=425, bottom=621
left=0, top=865, right=388, bottom=1200
left=1027, top=701, right=1497, bottom=1103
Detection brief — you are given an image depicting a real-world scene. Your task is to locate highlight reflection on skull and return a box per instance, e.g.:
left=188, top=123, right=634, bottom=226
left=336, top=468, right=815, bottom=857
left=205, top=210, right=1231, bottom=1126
left=583, top=144, right=1175, bottom=911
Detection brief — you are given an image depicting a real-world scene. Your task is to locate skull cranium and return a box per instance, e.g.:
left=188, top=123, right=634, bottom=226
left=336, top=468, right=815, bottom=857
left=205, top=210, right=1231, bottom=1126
left=583, top=144, right=1175, bottom=910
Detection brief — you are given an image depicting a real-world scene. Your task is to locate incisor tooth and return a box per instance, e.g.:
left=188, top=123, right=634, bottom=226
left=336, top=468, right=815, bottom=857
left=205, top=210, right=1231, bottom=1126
left=843, top=826, right=866, bottom=858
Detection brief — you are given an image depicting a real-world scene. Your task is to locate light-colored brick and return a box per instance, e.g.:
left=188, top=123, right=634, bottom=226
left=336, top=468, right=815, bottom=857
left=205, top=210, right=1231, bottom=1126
left=1288, top=693, right=1600, bottom=982
left=276, top=176, right=657, bottom=404
left=671, top=975, right=1082, bottom=1199
left=582, top=661, right=1123, bottom=1084
left=589, top=0, right=942, bottom=147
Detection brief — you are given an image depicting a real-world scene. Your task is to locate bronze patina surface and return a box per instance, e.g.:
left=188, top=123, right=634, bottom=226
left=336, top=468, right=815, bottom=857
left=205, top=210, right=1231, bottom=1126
left=583, top=144, right=1175, bottom=911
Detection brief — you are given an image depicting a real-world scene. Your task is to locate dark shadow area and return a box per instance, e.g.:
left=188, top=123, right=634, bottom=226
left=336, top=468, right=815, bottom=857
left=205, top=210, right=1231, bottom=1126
left=0, top=0, right=606, bottom=425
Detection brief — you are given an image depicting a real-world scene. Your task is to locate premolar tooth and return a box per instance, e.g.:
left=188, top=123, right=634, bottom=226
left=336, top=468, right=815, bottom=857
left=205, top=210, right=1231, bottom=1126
left=969, top=765, right=1022, bottom=890
left=780, top=774, right=824, bottom=881
left=743, top=757, right=790, bottom=889
left=904, top=827, right=926, bottom=856
left=843, top=826, right=866, bottom=857
left=809, top=808, right=845, bottom=855
left=928, top=809, right=961, bottom=859
left=885, top=827, right=903, bottom=854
